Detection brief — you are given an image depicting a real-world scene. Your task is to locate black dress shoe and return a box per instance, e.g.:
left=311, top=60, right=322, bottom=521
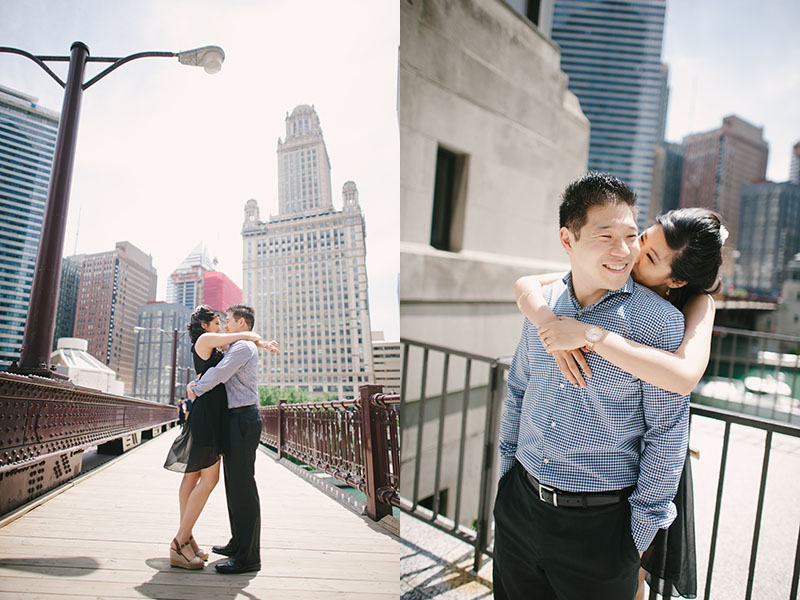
left=211, top=544, right=236, bottom=557
left=215, top=558, right=261, bottom=574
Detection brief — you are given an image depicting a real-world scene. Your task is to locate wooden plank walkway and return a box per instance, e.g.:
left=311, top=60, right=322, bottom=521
left=0, top=428, right=400, bottom=599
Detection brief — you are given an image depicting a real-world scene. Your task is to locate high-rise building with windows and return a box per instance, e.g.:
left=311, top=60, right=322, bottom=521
left=203, top=271, right=241, bottom=312
left=166, top=243, right=215, bottom=310
left=0, top=85, right=59, bottom=366
left=242, top=105, right=373, bottom=399
left=132, top=302, right=193, bottom=404
left=735, top=181, right=800, bottom=297
left=371, top=331, right=401, bottom=394
left=791, top=141, right=800, bottom=184
left=680, top=115, right=769, bottom=281
left=550, top=0, right=668, bottom=227
left=73, top=241, right=157, bottom=393
left=53, top=255, right=84, bottom=349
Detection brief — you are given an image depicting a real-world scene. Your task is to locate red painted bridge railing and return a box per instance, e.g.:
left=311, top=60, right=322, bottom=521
left=0, top=372, right=178, bottom=515
left=259, top=383, right=399, bottom=521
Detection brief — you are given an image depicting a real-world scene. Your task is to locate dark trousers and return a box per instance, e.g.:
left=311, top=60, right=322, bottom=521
left=222, top=405, right=262, bottom=564
left=493, top=462, right=640, bottom=600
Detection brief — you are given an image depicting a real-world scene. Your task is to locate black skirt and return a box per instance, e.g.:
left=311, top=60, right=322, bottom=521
left=163, top=346, right=228, bottom=473
left=641, top=451, right=698, bottom=598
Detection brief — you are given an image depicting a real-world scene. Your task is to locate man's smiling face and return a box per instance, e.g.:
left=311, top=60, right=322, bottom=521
left=561, top=202, right=640, bottom=304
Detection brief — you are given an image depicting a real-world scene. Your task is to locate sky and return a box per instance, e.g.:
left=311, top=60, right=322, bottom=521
left=662, top=0, right=800, bottom=182
left=0, top=0, right=400, bottom=340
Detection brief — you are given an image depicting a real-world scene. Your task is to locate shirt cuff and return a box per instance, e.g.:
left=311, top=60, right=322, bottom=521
left=499, top=453, right=516, bottom=481
left=630, top=502, right=676, bottom=552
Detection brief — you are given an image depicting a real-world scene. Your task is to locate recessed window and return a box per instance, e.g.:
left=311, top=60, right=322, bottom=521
left=430, top=145, right=468, bottom=251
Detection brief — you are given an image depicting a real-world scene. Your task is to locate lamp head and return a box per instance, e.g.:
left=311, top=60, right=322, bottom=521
left=177, top=45, right=225, bottom=74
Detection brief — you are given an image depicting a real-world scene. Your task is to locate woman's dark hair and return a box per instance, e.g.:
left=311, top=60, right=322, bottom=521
left=187, top=305, right=218, bottom=343
left=656, top=208, right=725, bottom=310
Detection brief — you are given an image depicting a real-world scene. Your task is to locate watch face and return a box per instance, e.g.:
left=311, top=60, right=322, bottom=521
left=585, top=326, right=603, bottom=343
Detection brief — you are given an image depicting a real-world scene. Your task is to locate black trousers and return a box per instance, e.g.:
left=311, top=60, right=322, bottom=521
left=222, top=405, right=262, bottom=564
left=493, top=461, right=640, bottom=600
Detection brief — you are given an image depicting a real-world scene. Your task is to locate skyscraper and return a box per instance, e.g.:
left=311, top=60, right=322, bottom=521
left=203, top=271, right=241, bottom=312
left=735, top=181, right=800, bottom=297
left=680, top=115, right=769, bottom=280
left=73, top=241, right=157, bottom=393
left=791, top=141, right=800, bottom=184
left=166, top=243, right=216, bottom=310
left=53, top=255, right=83, bottom=349
left=242, top=105, right=374, bottom=399
left=550, top=0, right=667, bottom=227
left=0, top=85, right=59, bottom=366
left=132, top=302, right=193, bottom=404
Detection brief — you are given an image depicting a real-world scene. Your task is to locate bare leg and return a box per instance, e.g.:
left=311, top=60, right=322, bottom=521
left=179, top=471, right=201, bottom=522
left=175, top=460, right=221, bottom=558
left=635, top=567, right=647, bottom=600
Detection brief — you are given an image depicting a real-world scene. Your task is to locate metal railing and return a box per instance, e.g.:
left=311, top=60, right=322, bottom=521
left=259, top=383, right=399, bottom=521
left=400, top=334, right=800, bottom=599
left=0, top=371, right=178, bottom=514
left=699, top=326, right=800, bottom=424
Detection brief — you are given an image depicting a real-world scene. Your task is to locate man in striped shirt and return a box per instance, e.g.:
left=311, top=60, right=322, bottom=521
left=493, top=173, right=689, bottom=599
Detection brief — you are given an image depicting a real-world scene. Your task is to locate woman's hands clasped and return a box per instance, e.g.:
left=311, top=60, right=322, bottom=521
left=538, top=317, right=593, bottom=388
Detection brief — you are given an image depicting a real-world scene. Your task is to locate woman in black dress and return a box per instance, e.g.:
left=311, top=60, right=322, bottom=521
left=164, top=305, right=263, bottom=569
left=516, top=208, right=728, bottom=598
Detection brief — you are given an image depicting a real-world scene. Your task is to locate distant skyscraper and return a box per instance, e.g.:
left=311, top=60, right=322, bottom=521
left=550, top=0, right=667, bottom=227
left=53, top=255, right=83, bottom=349
left=0, top=85, right=59, bottom=366
left=790, top=141, right=800, bottom=184
left=166, top=243, right=216, bottom=310
left=73, top=241, right=157, bottom=393
left=680, top=115, right=769, bottom=281
left=203, top=271, right=241, bottom=311
left=371, top=331, right=400, bottom=394
left=735, top=181, right=800, bottom=297
left=133, top=302, right=193, bottom=404
left=242, top=105, right=374, bottom=399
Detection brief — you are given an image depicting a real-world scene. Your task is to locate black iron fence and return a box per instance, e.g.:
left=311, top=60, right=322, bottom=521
left=401, top=331, right=800, bottom=599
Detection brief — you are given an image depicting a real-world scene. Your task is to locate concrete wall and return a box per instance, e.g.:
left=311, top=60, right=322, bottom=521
left=399, top=0, right=589, bottom=361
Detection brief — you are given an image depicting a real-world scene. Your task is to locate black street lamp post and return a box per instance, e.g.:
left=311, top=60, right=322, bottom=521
left=0, top=41, right=224, bottom=377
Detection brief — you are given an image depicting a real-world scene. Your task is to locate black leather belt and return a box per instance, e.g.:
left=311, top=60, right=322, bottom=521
left=229, top=404, right=258, bottom=413
left=524, top=469, right=630, bottom=508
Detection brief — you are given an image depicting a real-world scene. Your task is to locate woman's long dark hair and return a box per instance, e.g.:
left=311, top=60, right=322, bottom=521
left=656, top=208, right=725, bottom=310
left=187, top=305, right=218, bottom=344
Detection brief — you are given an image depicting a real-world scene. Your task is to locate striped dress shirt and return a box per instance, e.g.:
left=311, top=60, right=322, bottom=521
left=499, top=274, right=689, bottom=551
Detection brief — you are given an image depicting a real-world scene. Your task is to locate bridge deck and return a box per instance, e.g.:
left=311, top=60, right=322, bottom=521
left=0, top=428, right=399, bottom=599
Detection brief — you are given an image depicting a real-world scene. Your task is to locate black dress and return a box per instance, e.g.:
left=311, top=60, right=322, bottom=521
left=641, top=451, right=698, bottom=598
left=163, top=346, right=228, bottom=473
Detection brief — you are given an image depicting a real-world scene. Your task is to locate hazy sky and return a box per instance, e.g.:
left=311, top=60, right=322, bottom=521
left=662, top=0, right=800, bottom=181
left=0, top=0, right=400, bottom=339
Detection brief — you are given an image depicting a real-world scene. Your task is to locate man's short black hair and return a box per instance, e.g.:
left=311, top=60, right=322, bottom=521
left=559, top=172, right=637, bottom=238
left=227, top=304, right=255, bottom=330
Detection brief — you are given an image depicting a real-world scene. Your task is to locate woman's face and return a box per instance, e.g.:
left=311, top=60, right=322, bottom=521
left=632, top=224, right=679, bottom=293
left=201, top=315, right=221, bottom=334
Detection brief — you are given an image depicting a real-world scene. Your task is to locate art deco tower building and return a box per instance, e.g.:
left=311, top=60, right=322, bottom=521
left=242, top=105, right=373, bottom=399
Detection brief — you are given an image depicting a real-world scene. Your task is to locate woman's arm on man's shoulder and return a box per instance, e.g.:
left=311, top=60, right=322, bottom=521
left=539, top=294, right=716, bottom=395
left=194, top=331, right=261, bottom=359
left=513, top=273, right=567, bottom=328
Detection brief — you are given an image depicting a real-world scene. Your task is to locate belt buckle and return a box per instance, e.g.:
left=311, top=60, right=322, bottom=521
left=538, top=483, right=558, bottom=507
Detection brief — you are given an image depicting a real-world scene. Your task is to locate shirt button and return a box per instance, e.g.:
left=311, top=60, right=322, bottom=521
left=551, top=421, right=557, bottom=428
left=559, top=383, right=565, bottom=389
left=543, top=458, right=550, bottom=464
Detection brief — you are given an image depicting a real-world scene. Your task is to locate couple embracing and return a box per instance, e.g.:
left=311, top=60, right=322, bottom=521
left=495, top=173, right=725, bottom=599
left=163, top=304, right=278, bottom=574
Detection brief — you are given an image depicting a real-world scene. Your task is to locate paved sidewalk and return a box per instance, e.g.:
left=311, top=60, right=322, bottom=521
left=0, top=428, right=400, bottom=599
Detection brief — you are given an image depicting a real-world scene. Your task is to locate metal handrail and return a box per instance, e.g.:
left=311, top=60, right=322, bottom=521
left=400, top=333, right=800, bottom=598
left=259, top=384, right=399, bottom=521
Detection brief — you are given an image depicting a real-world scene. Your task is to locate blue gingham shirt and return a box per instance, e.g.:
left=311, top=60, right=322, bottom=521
left=499, top=273, right=689, bottom=551
left=192, top=340, right=259, bottom=409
